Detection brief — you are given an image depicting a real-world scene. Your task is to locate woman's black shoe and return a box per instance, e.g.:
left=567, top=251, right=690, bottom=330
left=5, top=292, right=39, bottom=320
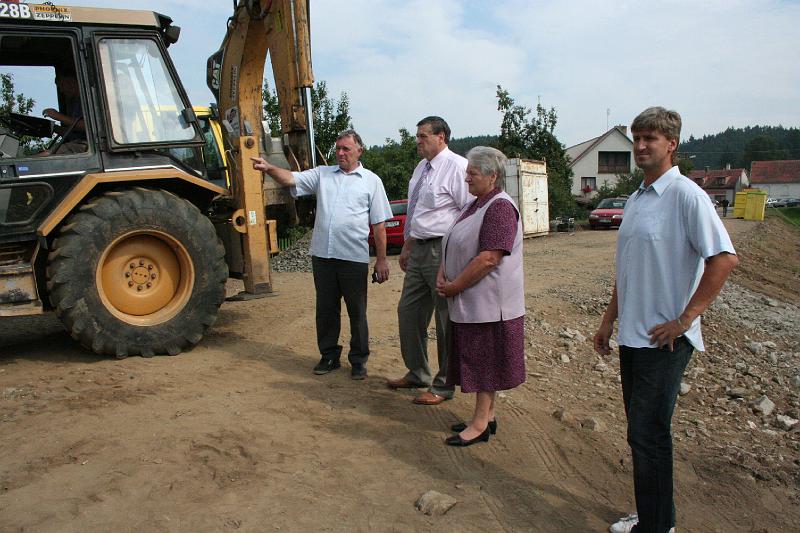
left=451, top=419, right=497, bottom=434
left=445, top=427, right=491, bottom=447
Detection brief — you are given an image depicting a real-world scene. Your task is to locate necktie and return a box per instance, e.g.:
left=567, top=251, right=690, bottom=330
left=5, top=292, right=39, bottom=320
left=404, top=161, right=432, bottom=239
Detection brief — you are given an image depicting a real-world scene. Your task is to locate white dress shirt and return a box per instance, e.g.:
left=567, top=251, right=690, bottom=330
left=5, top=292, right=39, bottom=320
left=292, top=164, right=393, bottom=263
left=616, top=166, right=736, bottom=350
left=406, top=147, right=472, bottom=239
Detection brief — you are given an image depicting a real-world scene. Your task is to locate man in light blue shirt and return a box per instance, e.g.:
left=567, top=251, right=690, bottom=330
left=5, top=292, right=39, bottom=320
left=252, top=130, right=393, bottom=379
left=594, top=107, right=738, bottom=533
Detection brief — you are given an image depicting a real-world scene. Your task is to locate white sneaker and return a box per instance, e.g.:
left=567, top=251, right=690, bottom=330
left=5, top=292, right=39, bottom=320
left=609, top=513, right=638, bottom=533
left=608, top=513, right=676, bottom=533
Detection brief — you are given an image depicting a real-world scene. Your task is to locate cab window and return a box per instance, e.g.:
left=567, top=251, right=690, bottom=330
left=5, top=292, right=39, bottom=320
left=0, top=34, right=88, bottom=157
left=97, top=37, right=196, bottom=145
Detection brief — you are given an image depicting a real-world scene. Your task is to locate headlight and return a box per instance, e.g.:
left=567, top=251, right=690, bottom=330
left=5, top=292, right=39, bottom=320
left=612, top=214, right=623, bottom=219
left=589, top=214, right=599, bottom=219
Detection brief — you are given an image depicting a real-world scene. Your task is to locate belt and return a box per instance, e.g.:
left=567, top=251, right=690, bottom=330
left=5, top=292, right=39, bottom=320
left=415, top=236, right=442, bottom=245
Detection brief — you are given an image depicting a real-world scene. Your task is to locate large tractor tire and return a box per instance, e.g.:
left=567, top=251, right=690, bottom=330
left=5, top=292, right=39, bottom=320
left=46, top=188, right=228, bottom=358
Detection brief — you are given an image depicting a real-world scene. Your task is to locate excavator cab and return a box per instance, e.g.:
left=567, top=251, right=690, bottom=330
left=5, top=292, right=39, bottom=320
left=0, top=1, right=313, bottom=358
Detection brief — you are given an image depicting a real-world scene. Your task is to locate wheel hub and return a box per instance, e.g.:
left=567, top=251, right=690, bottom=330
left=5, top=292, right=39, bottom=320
left=97, top=232, right=193, bottom=322
left=126, top=259, right=158, bottom=291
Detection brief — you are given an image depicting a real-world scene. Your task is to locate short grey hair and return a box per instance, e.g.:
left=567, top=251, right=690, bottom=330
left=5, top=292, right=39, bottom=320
left=631, top=106, right=682, bottom=143
left=466, top=146, right=508, bottom=190
left=336, top=129, right=365, bottom=149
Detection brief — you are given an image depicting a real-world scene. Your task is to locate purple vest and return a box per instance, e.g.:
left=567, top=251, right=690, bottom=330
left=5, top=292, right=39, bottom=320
left=442, top=191, right=525, bottom=323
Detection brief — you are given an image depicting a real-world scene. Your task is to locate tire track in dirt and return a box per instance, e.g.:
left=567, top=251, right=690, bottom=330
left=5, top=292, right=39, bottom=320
left=411, top=403, right=514, bottom=531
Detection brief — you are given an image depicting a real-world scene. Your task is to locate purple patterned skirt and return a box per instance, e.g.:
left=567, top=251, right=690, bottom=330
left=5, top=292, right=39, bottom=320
left=446, top=316, right=525, bottom=393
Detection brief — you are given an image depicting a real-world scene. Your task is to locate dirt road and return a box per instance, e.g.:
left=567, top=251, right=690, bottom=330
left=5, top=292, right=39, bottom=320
left=1, top=216, right=797, bottom=532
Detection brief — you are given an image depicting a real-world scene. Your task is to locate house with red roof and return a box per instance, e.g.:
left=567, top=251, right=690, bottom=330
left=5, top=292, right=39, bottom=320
left=687, top=164, right=749, bottom=205
left=566, top=126, right=633, bottom=201
left=750, top=160, right=800, bottom=199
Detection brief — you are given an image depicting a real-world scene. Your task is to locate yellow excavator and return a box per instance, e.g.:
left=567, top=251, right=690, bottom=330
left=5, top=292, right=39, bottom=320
left=0, top=0, right=314, bottom=356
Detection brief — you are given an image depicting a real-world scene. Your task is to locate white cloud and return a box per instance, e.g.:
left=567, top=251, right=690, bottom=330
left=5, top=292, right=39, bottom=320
left=10, top=0, right=799, bottom=150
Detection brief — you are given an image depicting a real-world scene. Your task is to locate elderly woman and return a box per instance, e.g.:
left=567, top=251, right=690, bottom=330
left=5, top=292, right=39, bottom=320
left=436, top=146, right=525, bottom=447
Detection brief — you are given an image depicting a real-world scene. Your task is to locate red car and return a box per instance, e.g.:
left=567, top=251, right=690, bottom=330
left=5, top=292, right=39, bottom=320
left=589, top=197, right=627, bottom=229
left=369, top=199, right=407, bottom=251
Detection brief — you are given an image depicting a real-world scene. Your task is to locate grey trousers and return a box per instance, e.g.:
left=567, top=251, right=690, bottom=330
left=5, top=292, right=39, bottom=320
left=397, top=238, right=453, bottom=398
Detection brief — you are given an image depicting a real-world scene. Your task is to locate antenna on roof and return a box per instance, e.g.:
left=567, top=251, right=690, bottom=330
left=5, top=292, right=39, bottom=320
left=607, top=108, right=610, bottom=131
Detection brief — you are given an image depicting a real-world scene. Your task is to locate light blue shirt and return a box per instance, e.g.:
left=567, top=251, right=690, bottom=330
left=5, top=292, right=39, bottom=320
left=616, top=166, right=736, bottom=351
left=291, top=163, right=393, bottom=264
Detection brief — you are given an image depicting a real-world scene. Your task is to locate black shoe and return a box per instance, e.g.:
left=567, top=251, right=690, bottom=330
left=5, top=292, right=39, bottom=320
left=313, top=358, right=341, bottom=375
left=351, top=363, right=367, bottom=380
left=445, top=427, right=492, bottom=447
left=451, top=420, right=497, bottom=434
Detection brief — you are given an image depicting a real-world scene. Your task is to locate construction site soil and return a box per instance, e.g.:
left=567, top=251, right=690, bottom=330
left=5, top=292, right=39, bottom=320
left=1, top=213, right=798, bottom=532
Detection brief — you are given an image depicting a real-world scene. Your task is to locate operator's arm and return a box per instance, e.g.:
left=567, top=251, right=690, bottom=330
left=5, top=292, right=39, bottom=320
left=436, top=250, right=503, bottom=297
left=594, top=285, right=618, bottom=355
left=251, top=157, right=295, bottom=187
left=372, top=222, right=389, bottom=283
left=648, top=252, right=738, bottom=349
left=43, top=109, right=85, bottom=134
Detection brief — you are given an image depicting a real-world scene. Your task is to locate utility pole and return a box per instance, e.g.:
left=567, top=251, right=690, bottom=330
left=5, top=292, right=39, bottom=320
left=606, top=108, right=610, bottom=131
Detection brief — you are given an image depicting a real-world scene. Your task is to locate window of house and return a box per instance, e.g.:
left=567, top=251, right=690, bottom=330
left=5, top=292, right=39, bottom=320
left=715, top=177, right=725, bottom=186
left=598, top=151, right=630, bottom=173
left=694, top=178, right=704, bottom=186
left=581, top=177, right=596, bottom=190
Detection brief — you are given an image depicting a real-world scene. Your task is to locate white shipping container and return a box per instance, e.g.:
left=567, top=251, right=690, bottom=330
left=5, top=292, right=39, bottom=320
left=504, top=158, right=549, bottom=237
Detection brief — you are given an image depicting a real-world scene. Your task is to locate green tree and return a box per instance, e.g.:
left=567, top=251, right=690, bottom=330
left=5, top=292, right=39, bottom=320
left=740, top=134, right=788, bottom=170
left=261, top=79, right=352, bottom=163
left=592, top=168, right=643, bottom=207
left=310, top=81, right=352, bottom=163
left=677, top=156, right=694, bottom=176
left=495, top=85, right=574, bottom=216
left=361, top=128, right=418, bottom=200
left=1, top=73, right=44, bottom=154
left=261, top=79, right=281, bottom=137
left=1, top=73, right=35, bottom=117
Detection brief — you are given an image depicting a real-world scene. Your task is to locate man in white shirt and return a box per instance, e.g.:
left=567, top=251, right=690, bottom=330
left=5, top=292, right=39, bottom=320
left=594, top=107, right=738, bottom=533
left=387, top=116, right=472, bottom=405
left=252, top=130, right=393, bottom=380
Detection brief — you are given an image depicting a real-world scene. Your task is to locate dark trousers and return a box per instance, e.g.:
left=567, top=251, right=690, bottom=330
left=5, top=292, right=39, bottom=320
left=311, top=256, right=369, bottom=365
left=620, top=337, right=693, bottom=533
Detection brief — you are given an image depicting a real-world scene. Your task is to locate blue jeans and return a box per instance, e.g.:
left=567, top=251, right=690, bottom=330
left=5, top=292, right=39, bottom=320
left=620, top=337, right=693, bottom=533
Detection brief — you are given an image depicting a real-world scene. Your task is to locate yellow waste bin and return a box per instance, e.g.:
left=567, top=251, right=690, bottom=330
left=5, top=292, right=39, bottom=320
left=734, top=189, right=759, bottom=218
left=744, top=189, right=767, bottom=221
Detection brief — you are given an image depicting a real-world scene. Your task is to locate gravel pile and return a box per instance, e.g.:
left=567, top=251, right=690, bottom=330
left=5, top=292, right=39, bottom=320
left=522, top=280, right=800, bottom=487
left=271, top=232, right=313, bottom=272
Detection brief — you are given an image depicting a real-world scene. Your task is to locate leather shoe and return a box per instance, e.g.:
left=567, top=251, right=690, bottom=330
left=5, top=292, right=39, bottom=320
left=451, top=419, right=497, bottom=434
left=313, top=358, right=341, bottom=375
left=413, top=391, right=449, bottom=405
left=386, top=377, right=425, bottom=389
left=351, top=363, right=367, bottom=380
left=445, top=426, right=491, bottom=447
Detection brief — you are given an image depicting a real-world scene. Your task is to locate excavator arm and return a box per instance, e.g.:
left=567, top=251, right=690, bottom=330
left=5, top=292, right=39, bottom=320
left=207, top=0, right=315, bottom=295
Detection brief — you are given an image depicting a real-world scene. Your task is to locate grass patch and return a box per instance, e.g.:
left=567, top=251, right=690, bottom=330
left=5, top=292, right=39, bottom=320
left=771, top=207, right=800, bottom=228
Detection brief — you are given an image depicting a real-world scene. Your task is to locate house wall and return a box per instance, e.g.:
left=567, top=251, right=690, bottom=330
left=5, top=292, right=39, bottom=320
left=754, top=183, right=800, bottom=198
left=568, top=132, right=634, bottom=196
left=705, top=188, right=734, bottom=204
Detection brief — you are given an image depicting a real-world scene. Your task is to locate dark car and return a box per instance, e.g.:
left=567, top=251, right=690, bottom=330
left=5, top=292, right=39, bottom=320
left=369, top=199, right=407, bottom=251
left=784, top=198, right=800, bottom=207
left=589, top=197, right=627, bottom=229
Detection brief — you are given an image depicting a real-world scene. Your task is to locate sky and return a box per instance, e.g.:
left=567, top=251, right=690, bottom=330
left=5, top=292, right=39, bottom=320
left=7, top=0, right=800, bottom=148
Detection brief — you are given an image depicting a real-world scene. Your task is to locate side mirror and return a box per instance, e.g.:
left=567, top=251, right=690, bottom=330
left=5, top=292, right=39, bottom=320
left=164, top=25, right=181, bottom=46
